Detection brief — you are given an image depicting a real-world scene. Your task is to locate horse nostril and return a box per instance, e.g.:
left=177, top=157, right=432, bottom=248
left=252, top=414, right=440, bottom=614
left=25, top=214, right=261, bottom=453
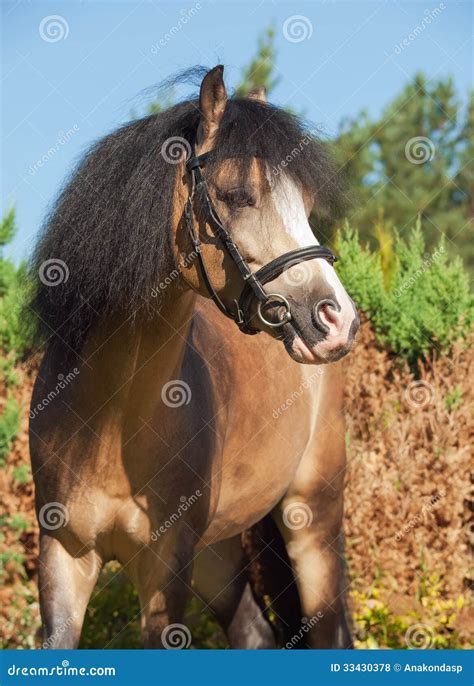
left=312, top=299, right=340, bottom=334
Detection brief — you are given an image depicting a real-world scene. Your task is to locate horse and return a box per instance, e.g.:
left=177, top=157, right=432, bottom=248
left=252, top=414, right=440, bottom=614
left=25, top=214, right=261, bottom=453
left=28, top=65, right=359, bottom=649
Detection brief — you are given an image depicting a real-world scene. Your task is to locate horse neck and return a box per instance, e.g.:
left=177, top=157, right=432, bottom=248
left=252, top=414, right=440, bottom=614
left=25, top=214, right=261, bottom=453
left=80, top=286, right=198, bottom=413
left=136, top=288, right=197, bottom=379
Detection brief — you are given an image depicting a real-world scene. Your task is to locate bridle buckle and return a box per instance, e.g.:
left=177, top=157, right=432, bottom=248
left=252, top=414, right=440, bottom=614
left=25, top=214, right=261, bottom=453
left=233, top=300, right=246, bottom=326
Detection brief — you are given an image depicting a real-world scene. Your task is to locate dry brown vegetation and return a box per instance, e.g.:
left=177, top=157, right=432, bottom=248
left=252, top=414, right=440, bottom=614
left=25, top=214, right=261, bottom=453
left=344, top=323, right=472, bottom=648
left=0, top=324, right=472, bottom=648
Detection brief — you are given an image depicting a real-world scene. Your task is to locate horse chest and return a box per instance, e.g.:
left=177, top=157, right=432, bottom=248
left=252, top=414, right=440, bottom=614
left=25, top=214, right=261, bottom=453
left=200, top=378, right=318, bottom=544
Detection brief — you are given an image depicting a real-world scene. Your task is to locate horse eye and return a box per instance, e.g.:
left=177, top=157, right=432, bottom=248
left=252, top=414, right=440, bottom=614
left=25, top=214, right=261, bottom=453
left=223, top=189, right=256, bottom=208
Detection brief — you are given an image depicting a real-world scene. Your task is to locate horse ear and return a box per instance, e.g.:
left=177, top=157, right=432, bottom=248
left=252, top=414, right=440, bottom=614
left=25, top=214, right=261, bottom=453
left=198, top=65, right=227, bottom=143
left=248, top=86, right=267, bottom=103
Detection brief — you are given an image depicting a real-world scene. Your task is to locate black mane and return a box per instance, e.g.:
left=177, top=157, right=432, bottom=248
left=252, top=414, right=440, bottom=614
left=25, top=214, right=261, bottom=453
left=28, top=85, right=346, bottom=352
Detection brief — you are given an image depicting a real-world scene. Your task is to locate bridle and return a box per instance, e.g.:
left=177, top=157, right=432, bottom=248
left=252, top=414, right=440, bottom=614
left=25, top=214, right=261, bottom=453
left=183, top=146, right=338, bottom=336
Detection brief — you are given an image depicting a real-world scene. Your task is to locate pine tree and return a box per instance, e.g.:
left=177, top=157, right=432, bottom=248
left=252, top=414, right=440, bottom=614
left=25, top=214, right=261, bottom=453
left=334, top=73, right=473, bottom=271
left=234, top=27, right=279, bottom=96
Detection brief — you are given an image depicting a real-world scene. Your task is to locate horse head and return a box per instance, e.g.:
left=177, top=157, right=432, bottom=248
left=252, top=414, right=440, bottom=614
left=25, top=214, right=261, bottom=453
left=175, top=66, right=359, bottom=364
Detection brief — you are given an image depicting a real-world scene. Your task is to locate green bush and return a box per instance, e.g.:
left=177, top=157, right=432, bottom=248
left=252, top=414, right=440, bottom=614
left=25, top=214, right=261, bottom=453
left=336, top=221, right=473, bottom=362
left=0, top=395, right=20, bottom=466
left=0, top=209, right=32, bottom=360
left=0, top=271, right=29, bottom=358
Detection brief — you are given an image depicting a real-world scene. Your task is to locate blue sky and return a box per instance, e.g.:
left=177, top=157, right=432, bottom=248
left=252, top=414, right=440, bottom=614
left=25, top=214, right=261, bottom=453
left=1, top=0, right=472, bottom=262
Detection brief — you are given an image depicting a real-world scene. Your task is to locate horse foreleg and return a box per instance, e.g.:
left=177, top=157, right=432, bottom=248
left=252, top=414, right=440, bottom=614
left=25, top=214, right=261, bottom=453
left=39, top=534, right=102, bottom=648
left=276, top=366, right=353, bottom=650
left=128, top=539, right=194, bottom=649
left=193, top=536, right=276, bottom=649
left=275, top=493, right=353, bottom=649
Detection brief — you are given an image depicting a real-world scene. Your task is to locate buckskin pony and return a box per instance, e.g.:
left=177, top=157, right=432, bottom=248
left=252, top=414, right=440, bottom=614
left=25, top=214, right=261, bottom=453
left=28, top=66, right=359, bottom=649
